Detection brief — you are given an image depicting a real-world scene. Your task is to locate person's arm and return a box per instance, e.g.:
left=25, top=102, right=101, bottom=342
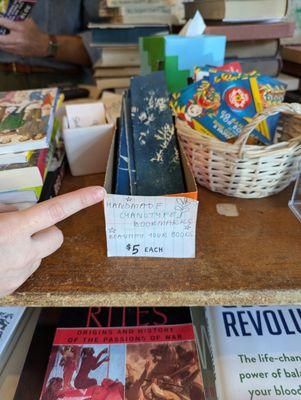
left=137, top=361, right=150, bottom=386
left=0, top=18, right=91, bottom=66
left=96, top=348, right=109, bottom=362
left=0, top=186, right=105, bottom=298
left=94, top=355, right=110, bottom=370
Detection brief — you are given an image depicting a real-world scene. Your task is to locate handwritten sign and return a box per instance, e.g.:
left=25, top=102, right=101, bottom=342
left=104, top=194, right=198, bottom=258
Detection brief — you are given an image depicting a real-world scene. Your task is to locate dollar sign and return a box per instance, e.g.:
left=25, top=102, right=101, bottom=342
left=126, top=244, right=131, bottom=251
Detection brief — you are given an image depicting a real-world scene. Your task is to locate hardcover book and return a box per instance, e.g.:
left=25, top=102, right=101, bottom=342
left=185, top=0, right=288, bottom=22
left=89, top=24, right=169, bottom=46
left=39, top=323, right=204, bottom=400
left=205, top=22, right=295, bottom=42
left=0, top=0, right=36, bottom=34
left=0, top=88, right=59, bottom=154
left=193, top=306, right=301, bottom=400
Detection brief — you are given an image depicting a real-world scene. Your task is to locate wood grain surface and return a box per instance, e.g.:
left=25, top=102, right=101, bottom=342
left=1, top=172, right=301, bottom=307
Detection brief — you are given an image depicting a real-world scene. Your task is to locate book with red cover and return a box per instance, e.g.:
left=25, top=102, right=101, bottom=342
left=205, top=22, right=295, bottom=42
left=13, top=307, right=194, bottom=400
left=38, top=324, right=204, bottom=400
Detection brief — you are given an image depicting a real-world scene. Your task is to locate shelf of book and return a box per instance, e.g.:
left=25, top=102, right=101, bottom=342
left=1, top=171, right=301, bottom=307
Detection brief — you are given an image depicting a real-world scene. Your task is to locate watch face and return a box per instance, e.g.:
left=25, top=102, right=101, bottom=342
left=48, top=36, right=58, bottom=57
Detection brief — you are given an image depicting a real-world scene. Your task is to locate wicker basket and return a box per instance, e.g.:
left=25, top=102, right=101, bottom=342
left=176, top=103, right=301, bottom=198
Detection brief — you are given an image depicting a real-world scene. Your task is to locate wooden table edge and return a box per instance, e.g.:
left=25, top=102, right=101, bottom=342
left=1, top=289, right=300, bottom=307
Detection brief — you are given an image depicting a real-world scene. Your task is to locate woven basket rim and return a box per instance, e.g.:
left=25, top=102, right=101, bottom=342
left=176, top=118, right=301, bottom=157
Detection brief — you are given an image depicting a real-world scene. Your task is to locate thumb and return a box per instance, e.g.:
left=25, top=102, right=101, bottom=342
left=0, top=17, right=19, bottom=31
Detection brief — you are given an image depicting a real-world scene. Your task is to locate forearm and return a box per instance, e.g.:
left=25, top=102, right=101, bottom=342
left=54, top=35, right=91, bottom=66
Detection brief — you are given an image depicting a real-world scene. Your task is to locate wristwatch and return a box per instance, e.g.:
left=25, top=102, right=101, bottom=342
left=47, top=35, right=59, bottom=57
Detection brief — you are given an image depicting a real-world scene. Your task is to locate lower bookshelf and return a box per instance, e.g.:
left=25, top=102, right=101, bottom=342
left=1, top=172, right=301, bottom=307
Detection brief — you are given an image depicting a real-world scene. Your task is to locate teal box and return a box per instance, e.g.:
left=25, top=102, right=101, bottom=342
left=139, top=34, right=226, bottom=92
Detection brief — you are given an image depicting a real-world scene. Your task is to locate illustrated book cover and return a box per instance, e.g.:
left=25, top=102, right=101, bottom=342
left=14, top=307, right=195, bottom=400
left=0, top=87, right=59, bottom=154
left=39, top=323, right=204, bottom=400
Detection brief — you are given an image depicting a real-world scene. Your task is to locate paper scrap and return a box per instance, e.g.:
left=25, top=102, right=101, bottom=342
left=101, top=91, right=123, bottom=124
left=216, top=203, right=239, bottom=217
left=179, top=11, right=206, bottom=37
left=65, top=102, right=106, bottom=129
left=104, top=194, right=199, bottom=258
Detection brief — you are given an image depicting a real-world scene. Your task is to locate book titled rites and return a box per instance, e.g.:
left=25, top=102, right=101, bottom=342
left=36, top=315, right=204, bottom=400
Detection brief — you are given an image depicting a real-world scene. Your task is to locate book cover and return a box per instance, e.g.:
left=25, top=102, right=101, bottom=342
left=0, top=307, right=27, bottom=375
left=203, top=306, right=301, bottom=400
left=0, top=0, right=36, bottom=34
left=39, top=323, right=204, bottom=400
left=129, top=72, right=186, bottom=195
left=0, top=88, right=59, bottom=154
left=13, top=307, right=193, bottom=400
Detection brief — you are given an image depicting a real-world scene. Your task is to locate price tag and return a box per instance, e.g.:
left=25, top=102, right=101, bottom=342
left=104, top=194, right=198, bottom=258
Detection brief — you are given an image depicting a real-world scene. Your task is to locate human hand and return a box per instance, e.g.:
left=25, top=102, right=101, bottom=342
left=0, top=17, right=49, bottom=57
left=0, top=186, right=105, bottom=297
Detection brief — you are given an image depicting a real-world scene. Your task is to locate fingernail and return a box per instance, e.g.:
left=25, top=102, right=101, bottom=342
left=93, top=187, right=106, bottom=201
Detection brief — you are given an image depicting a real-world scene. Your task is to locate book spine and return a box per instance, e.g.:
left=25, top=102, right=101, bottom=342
left=0, top=1, right=36, bottom=34
left=39, top=157, right=66, bottom=202
left=190, top=308, right=218, bottom=400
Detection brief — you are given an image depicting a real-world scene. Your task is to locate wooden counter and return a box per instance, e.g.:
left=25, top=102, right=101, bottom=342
left=1, top=172, right=301, bottom=307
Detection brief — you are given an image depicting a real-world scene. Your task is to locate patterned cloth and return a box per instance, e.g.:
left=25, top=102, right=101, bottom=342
left=129, top=72, right=185, bottom=196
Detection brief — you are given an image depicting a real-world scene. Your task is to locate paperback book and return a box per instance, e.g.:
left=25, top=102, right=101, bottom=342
left=0, top=0, right=36, bottom=34
left=39, top=324, right=204, bottom=400
left=0, top=87, right=59, bottom=154
left=13, top=307, right=196, bottom=400
left=192, top=306, right=301, bottom=400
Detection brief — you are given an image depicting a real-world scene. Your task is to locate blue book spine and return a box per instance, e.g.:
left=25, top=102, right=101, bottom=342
left=91, top=26, right=169, bottom=45
left=123, top=92, right=137, bottom=195
left=115, top=112, right=131, bottom=195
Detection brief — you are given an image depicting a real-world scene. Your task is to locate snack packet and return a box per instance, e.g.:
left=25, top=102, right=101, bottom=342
left=171, top=69, right=287, bottom=144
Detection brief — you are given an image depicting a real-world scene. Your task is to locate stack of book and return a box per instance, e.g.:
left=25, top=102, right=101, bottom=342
left=0, top=88, right=65, bottom=210
left=90, top=24, right=169, bottom=93
left=185, top=0, right=295, bottom=78
left=280, top=1, right=301, bottom=102
left=90, top=0, right=178, bottom=93
left=281, top=45, right=301, bottom=101
left=100, top=0, right=186, bottom=25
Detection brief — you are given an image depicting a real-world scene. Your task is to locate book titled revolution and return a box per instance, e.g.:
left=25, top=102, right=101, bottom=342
left=192, top=306, right=301, bottom=400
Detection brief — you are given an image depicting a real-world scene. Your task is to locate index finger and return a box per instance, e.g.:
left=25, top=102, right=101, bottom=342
left=20, top=186, right=105, bottom=234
